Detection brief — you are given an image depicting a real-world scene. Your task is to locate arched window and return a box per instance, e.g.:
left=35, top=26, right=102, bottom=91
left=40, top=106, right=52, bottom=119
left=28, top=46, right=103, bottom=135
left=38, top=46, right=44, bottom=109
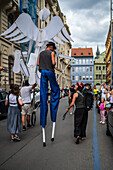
left=9, top=56, right=14, bottom=85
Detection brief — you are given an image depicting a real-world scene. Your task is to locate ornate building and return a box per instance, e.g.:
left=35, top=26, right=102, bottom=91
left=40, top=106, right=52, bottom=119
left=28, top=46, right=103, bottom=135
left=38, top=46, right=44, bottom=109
left=0, top=0, right=72, bottom=90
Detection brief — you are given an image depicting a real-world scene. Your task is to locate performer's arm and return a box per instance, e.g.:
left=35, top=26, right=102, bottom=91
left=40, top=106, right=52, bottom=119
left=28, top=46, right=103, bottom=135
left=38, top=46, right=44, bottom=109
left=66, top=93, right=78, bottom=111
left=37, top=55, right=40, bottom=66
left=51, top=52, right=56, bottom=66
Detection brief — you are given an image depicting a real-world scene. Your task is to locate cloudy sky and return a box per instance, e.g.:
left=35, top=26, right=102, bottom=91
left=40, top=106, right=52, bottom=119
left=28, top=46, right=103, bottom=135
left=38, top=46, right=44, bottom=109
left=58, top=0, right=110, bottom=57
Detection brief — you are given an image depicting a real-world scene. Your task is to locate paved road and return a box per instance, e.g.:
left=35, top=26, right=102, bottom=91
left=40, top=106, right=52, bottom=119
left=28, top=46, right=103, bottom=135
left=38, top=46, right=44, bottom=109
left=0, top=98, right=113, bottom=170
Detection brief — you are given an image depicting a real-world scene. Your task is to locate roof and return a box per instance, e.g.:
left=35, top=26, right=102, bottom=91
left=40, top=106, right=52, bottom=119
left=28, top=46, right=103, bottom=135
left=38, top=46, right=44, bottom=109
left=71, top=48, right=93, bottom=57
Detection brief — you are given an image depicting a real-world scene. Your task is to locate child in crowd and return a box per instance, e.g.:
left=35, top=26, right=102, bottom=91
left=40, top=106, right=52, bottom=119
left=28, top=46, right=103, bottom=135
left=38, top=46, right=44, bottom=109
left=99, top=98, right=105, bottom=124
left=5, top=84, right=23, bottom=142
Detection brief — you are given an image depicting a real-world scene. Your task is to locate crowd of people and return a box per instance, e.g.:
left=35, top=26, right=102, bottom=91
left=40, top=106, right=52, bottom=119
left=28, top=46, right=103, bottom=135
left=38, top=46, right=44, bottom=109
left=66, top=82, right=113, bottom=144
left=5, top=81, right=36, bottom=142
left=1, top=42, right=113, bottom=145
left=94, top=83, right=113, bottom=124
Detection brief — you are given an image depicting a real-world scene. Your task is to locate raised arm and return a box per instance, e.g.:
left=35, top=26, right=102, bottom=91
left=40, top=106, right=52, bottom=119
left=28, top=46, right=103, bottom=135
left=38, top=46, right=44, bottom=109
left=67, top=93, right=78, bottom=111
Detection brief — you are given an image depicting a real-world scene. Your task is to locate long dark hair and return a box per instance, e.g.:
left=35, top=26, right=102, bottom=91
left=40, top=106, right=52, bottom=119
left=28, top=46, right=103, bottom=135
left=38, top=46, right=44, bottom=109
left=11, top=84, right=19, bottom=96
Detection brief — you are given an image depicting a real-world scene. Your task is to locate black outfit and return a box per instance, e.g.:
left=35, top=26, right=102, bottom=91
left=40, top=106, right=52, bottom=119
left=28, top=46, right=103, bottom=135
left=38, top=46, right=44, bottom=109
left=74, top=92, right=86, bottom=138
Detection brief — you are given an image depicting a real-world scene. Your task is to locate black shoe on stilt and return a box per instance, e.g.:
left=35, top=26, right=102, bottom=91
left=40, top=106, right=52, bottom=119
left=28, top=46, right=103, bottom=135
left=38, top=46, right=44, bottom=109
left=43, top=142, right=46, bottom=147
left=51, top=138, right=54, bottom=142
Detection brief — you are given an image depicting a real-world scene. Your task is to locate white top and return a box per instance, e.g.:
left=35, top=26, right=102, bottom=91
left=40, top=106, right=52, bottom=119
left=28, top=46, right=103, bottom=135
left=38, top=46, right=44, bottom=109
left=101, top=87, right=106, bottom=100
left=6, top=94, right=21, bottom=107
left=20, top=86, right=32, bottom=103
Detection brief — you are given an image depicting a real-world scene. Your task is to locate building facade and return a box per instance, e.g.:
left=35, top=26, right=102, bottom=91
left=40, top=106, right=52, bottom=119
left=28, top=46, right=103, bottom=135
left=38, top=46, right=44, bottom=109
left=105, top=24, right=111, bottom=85
left=0, top=0, right=72, bottom=90
left=0, top=0, right=21, bottom=90
left=94, top=51, right=106, bottom=85
left=71, top=48, right=94, bottom=85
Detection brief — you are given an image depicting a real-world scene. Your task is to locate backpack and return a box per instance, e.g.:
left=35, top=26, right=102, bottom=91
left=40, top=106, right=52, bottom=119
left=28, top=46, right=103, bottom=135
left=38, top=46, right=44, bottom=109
left=83, top=90, right=93, bottom=111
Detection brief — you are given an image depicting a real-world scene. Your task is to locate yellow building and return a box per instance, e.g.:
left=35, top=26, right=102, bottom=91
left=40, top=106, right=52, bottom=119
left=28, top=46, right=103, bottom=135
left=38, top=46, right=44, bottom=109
left=105, top=24, right=111, bottom=85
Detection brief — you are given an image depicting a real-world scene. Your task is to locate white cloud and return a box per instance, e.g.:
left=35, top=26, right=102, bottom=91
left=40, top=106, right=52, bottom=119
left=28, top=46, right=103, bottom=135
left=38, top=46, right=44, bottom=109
left=58, top=0, right=110, bottom=57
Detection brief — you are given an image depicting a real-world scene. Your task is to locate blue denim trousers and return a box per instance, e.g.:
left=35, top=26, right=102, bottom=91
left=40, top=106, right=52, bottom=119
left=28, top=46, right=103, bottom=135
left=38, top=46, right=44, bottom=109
left=40, top=70, right=60, bottom=128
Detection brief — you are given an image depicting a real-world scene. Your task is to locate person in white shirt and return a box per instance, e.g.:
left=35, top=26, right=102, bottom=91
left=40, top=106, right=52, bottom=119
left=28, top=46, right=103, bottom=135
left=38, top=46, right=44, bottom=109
left=99, top=83, right=106, bottom=100
left=20, top=80, right=36, bottom=131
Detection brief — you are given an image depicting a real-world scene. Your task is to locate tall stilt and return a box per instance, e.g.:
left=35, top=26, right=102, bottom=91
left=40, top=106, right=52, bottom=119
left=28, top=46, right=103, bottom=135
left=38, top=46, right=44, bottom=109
left=51, top=122, right=56, bottom=142
left=42, top=128, right=46, bottom=147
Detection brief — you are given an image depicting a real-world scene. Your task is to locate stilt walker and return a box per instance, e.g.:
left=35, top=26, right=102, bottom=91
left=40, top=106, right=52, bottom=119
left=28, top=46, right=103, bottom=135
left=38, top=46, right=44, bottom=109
left=37, top=42, right=60, bottom=147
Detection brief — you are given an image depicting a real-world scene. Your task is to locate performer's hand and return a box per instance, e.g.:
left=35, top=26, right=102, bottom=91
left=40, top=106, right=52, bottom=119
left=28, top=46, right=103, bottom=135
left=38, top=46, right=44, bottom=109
left=66, top=108, right=68, bottom=112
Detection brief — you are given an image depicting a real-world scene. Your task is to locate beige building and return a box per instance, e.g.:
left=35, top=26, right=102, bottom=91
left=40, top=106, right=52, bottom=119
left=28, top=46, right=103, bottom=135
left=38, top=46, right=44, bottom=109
left=0, top=0, right=72, bottom=90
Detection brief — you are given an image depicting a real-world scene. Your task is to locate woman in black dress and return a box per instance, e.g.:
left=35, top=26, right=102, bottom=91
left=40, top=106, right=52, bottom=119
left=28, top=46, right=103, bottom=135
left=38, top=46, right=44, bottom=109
left=67, top=82, right=86, bottom=144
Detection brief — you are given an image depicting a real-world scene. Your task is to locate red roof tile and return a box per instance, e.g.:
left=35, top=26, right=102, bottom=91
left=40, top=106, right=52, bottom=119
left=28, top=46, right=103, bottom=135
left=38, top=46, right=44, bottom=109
left=71, top=48, right=93, bottom=57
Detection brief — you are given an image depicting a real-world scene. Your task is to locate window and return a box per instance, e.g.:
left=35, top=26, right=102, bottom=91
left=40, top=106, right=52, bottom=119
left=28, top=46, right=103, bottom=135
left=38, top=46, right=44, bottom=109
left=90, top=67, right=92, bottom=72
left=72, top=67, right=74, bottom=72
left=96, top=66, right=98, bottom=70
left=76, top=59, right=78, bottom=64
left=103, top=66, right=106, bottom=70
left=76, top=76, right=78, bottom=81
left=103, top=75, right=106, bottom=79
left=83, top=76, right=85, bottom=80
left=79, top=59, right=82, bottom=64
left=86, top=59, right=89, bottom=64
left=79, top=67, right=82, bottom=72
left=81, top=53, right=83, bottom=55
left=74, top=53, right=76, bottom=55
left=8, top=14, right=14, bottom=28
left=86, top=76, right=89, bottom=80
left=99, top=66, right=101, bottom=70
left=96, top=75, right=99, bottom=79
left=88, top=53, right=91, bottom=55
left=83, top=59, right=85, bottom=64
left=90, top=76, right=92, bottom=80
left=79, top=76, right=82, bottom=80
left=90, top=59, right=92, bottom=63
left=72, top=76, right=75, bottom=80
left=83, top=67, right=85, bottom=72
left=76, top=67, right=78, bottom=72
left=86, top=67, right=89, bottom=72
left=9, top=56, right=14, bottom=85
left=99, top=75, right=101, bottom=79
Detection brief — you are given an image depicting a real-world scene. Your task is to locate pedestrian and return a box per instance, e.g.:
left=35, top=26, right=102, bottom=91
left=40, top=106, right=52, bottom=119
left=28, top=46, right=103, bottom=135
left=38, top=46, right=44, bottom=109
left=68, top=85, right=76, bottom=115
left=5, top=84, right=23, bottom=142
left=37, top=41, right=60, bottom=146
left=93, top=85, right=98, bottom=101
left=82, top=84, right=93, bottom=140
left=104, top=85, right=111, bottom=114
left=99, top=83, right=106, bottom=100
left=66, top=82, right=85, bottom=144
left=98, top=98, right=105, bottom=124
left=20, top=80, right=36, bottom=131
